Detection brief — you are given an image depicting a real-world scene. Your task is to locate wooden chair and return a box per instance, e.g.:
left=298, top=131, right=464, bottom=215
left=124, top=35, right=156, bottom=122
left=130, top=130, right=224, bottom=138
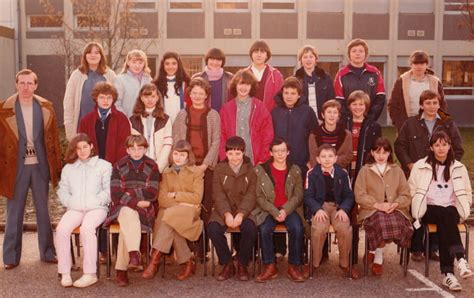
left=104, top=223, right=152, bottom=279
left=210, top=226, right=257, bottom=277
left=423, top=223, right=470, bottom=277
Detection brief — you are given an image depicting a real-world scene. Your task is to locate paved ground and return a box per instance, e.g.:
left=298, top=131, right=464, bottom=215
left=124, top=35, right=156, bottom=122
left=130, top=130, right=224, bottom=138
left=0, top=231, right=473, bottom=297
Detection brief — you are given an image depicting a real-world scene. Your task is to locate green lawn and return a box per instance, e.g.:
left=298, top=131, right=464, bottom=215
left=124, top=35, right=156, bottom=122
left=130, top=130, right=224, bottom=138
left=382, top=127, right=474, bottom=183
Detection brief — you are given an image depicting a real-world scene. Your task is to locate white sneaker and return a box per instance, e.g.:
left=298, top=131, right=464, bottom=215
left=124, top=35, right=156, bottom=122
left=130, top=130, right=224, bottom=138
left=60, top=273, right=73, bottom=287
left=457, top=258, right=474, bottom=279
left=442, top=273, right=462, bottom=291
left=73, top=274, right=98, bottom=288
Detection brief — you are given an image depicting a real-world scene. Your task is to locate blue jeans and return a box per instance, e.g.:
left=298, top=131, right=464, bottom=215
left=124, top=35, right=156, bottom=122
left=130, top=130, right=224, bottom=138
left=259, top=212, right=303, bottom=265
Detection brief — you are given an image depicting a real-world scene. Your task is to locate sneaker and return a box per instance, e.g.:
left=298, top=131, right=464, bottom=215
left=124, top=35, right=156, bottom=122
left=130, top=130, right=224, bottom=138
left=457, top=258, right=474, bottom=279
left=442, top=273, right=462, bottom=291
left=60, top=274, right=73, bottom=287
left=73, top=274, right=98, bottom=288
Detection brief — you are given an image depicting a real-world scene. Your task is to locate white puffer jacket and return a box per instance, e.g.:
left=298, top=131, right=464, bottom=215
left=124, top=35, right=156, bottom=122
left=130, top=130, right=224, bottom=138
left=57, top=156, right=112, bottom=211
left=409, top=157, right=472, bottom=221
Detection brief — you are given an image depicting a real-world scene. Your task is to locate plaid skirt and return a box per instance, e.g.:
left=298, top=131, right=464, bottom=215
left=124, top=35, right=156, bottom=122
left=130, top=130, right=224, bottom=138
left=363, top=211, right=413, bottom=251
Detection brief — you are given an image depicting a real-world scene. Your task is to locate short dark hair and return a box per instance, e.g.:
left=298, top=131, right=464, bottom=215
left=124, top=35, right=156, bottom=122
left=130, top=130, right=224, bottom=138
left=282, top=77, right=302, bottom=95
left=125, top=134, right=148, bottom=148
left=229, top=69, right=258, bottom=98
left=225, top=136, right=246, bottom=152
left=171, top=140, right=196, bottom=166
left=269, top=137, right=290, bottom=152
left=365, top=137, right=394, bottom=164
left=188, top=77, right=211, bottom=97
left=419, top=89, right=439, bottom=106
left=91, top=82, right=118, bottom=103
left=410, top=50, right=429, bottom=64
left=347, top=38, right=369, bottom=58
left=249, top=40, right=271, bottom=62
left=317, top=143, right=336, bottom=156
left=205, top=48, right=226, bottom=67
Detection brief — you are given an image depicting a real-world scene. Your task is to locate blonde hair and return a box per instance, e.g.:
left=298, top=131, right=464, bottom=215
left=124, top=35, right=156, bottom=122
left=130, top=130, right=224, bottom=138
left=297, top=45, right=319, bottom=64
left=121, top=49, right=151, bottom=74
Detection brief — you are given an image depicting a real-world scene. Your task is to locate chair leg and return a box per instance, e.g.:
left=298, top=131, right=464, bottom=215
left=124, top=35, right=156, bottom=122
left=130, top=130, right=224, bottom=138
left=96, top=227, right=100, bottom=279
left=399, top=245, right=403, bottom=265
left=257, top=233, right=261, bottom=275
left=106, top=228, right=111, bottom=279
left=403, top=247, right=409, bottom=277
left=211, top=242, right=215, bottom=277
left=161, top=253, right=166, bottom=278
left=425, top=226, right=430, bottom=277
left=364, top=235, right=369, bottom=277
left=464, top=223, right=469, bottom=261
left=70, top=237, right=76, bottom=266
left=203, top=229, right=207, bottom=277
left=75, top=234, right=80, bottom=257
left=348, top=245, right=353, bottom=279
left=309, top=236, right=313, bottom=279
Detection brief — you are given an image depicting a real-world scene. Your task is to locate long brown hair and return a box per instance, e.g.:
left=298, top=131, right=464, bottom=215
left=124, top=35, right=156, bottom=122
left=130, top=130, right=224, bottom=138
left=65, top=133, right=97, bottom=164
left=426, top=131, right=455, bottom=182
left=78, top=42, right=108, bottom=75
left=132, top=84, right=166, bottom=119
left=153, top=52, right=190, bottom=98
left=365, top=137, right=394, bottom=164
left=229, top=69, right=258, bottom=98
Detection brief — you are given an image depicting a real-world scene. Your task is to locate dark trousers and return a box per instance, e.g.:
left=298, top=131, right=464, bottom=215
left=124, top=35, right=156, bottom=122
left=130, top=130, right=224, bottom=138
left=259, top=213, right=303, bottom=265
left=207, top=218, right=257, bottom=266
left=411, top=205, right=465, bottom=274
left=3, top=165, right=55, bottom=265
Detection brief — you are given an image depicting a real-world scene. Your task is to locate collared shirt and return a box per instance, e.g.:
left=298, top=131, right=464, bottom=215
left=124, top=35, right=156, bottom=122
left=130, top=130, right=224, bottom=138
left=421, top=113, right=441, bottom=136
left=236, top=97, right=253, bottom=163
left=251, top=65, right=266, bottom=82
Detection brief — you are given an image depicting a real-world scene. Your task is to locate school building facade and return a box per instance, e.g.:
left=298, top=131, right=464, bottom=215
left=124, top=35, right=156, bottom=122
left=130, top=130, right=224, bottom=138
left=1, top=0, right=473, bottom=126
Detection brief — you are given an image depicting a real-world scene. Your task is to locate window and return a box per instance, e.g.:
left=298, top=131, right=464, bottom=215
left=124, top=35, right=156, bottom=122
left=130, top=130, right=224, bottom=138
left=444, top=0, right=474, bottom=14
left=28, top=15, right=63, bottom=30
left=215, top=0, right=249, bottom=11
left=399, top=0, right=434, bottom=13
left=442, top=58, right=474, bottom=96
left=130, top=0, right=158, bottom=12
left=353, top=0, right=389, bottom=14
left=75, top=15, right=109, bottom=30
left=261, top=0, right=296, bottom=12
left=307, top=0, right=344, bottom=13
left=168, top=0, right=203, bottom=12
left=366, top=56, right=387, bottom=81
left=181, top=56, right=203, bottom=76
left=396, top=56, right=434, bottom=77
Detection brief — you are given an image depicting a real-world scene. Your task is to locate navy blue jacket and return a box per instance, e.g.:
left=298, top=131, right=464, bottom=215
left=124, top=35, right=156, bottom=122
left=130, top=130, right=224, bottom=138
left=304, top=164, right=354, bottom=219
left=272, top=92, right=317, bottom=167
left=294, top=66, right=335, bottom=121
left=345, top=117, right=382, bottom=182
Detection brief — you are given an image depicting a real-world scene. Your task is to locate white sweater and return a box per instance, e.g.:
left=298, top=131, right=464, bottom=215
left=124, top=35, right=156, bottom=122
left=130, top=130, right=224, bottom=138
left=57, top=156, right=112, bottom=211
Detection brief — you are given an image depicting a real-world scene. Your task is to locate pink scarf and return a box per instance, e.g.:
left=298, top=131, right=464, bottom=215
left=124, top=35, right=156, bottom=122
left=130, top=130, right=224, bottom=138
left=204, top=66, right=224, bottom=81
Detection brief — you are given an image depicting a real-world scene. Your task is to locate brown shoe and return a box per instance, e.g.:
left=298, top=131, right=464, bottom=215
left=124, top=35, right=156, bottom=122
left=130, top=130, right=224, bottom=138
left=255, top=263, right=278, bottom=283
left=372, top=263, right=383, bottom=276
left=367, top=252, right=375, bottom=264
left=176, top=258, right=196, bottom=281
left=43, top=256, right=58, bottom=264
left=99, top=253, right=107, bottom=264
left=115, top=270, right=129, bottom=286
left=340, top=266, right=360, bottom=279
left=300, top=264, right=310, bottom=279
left=4, top=264, right=18, bottom=270
left=216, top=261, right=235, bottom=281
left=287, top=264, right=305, bottom=282
left=128, top=251, right=142, bottom=271
left=411, top=252, right=424, bottom=262
left=142, top=249, right=162, bottom=279
left=237, top=261, right=249, bottom=281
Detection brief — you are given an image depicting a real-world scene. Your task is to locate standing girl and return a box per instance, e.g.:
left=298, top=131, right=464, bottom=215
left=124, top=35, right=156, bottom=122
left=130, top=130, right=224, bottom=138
left=409, top=131, right=472, bottom=291
left=56, top=133, right=112, bottom=288
left=129, top=84, right=173, bottom=173
left=354, top=137, right=413, bottom=276
left=153, top=52, right=191, bottom=123
left=63, top=42, right=116, bottom=141
left=219, top=69, right=274, bottom=165
left=114, top=50, right=153, bottom=117
left=142, top=140, right=204, bottom=281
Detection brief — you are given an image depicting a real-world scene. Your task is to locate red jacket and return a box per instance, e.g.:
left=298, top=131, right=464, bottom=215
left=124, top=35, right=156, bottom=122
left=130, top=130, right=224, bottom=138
left=219, top=97, right=274, bottom=165
left=78, top=105, right=131, bottom=166
left=246, top=64, right=284, bottom=112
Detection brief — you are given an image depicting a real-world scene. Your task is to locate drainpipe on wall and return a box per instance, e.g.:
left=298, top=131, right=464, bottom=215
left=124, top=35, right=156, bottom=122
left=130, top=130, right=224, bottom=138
left=16, top=0, right=22, bottom=71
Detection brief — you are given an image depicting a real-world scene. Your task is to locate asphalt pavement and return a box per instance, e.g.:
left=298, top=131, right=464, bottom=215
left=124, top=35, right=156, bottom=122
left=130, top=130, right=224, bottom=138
left=0, top=231, right=473, bottom=297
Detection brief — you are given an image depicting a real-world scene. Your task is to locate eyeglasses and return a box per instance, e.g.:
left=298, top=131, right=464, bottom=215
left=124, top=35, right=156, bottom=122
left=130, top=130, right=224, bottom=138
left=436, top=184, right=448, bottom=189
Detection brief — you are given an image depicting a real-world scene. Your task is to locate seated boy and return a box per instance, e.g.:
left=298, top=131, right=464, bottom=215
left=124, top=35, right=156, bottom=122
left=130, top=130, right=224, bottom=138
left=304, top=144, right=359, bottom=278
left=254, top=137, right=305, bottom=283
left=207, top=136, right=257, bottom=281
left=103, top=135, right=160, bottom=286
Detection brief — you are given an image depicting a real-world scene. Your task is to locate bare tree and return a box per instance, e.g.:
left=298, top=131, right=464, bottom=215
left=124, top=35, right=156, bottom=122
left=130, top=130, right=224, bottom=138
left=39, top=0, right=157, bottom=77
left=460, top=0, right=474, bottom=41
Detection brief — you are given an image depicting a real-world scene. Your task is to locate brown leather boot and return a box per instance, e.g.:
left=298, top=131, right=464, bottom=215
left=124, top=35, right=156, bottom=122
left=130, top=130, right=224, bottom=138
left=176, top=258, right=196, bottom=281
left=255, top=263, right=278, bottom=283
left=128, top=251, right=142, bottom=271
left=216, top=261, right=235, bottom=281
left=287, top=264, right=305, bottom=282
left=115, top=270, right=129, bottom=286
left=237, top=261, right=250, bottom=281
left=142, top=249, right=162, bottom=279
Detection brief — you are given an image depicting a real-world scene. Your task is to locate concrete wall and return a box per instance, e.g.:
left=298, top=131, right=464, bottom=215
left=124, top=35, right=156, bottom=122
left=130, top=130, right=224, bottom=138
left=0, top=26, right=15, bottom=100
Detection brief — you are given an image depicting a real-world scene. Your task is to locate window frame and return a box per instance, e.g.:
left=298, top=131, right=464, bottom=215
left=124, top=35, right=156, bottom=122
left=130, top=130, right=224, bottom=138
left=442, top=56, right=474, bottom=99
left=215, top=0, right=250, bottom=12
left=168, top=0, right=204, bottom=12
left=74, top=14, right=110, bottom=31
left=261, top=0, right=297, bottom=13
left=129, top=0, right=158, bottom=13
left=27, top=15, right=64, bottom=32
